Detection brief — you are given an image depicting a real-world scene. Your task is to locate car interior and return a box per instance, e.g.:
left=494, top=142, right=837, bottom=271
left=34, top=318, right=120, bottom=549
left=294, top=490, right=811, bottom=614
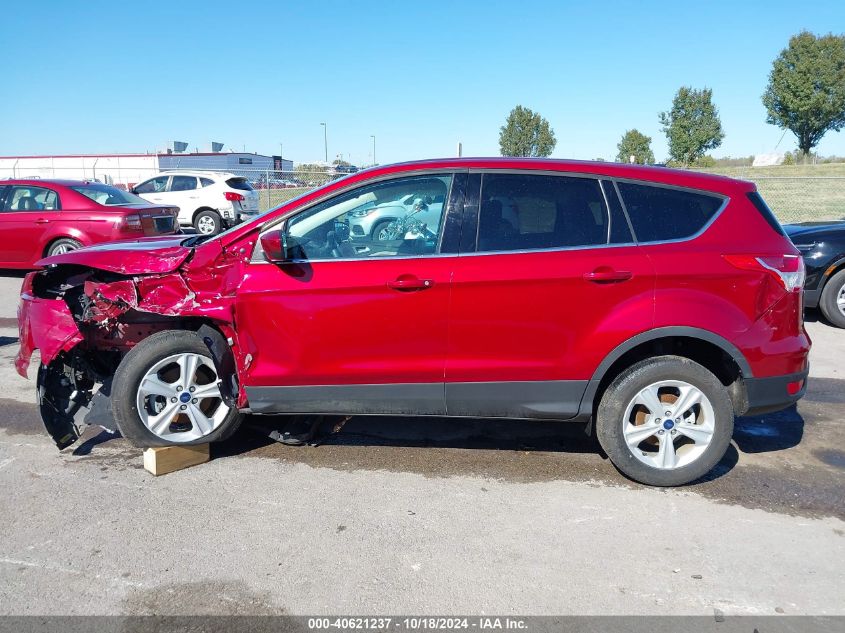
left=285, top=176, right=451, bottom=260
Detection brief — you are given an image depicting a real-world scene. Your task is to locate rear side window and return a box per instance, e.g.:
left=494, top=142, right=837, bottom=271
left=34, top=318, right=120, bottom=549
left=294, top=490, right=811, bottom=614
left=746, top=191, right=786, bottom=236
left=170, top=175, right=197, bottom=192
left=477, top=174, right=609, bottom=252
left=616, top=182, right=724, bottom=242
left=226, top=178, right=253, bottom=191
left=200, top=177, right=215, bottom=187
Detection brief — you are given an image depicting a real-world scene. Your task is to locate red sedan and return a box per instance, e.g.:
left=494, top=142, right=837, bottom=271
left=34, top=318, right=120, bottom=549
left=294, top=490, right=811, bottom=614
left=0, top=179, right=180, bottom=268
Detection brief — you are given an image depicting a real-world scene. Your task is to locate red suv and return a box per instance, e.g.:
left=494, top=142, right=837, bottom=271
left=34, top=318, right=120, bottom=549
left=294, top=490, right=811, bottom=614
left=16, top=159, right=810, bottom=486
left=0, top=179, right=179, bottom=267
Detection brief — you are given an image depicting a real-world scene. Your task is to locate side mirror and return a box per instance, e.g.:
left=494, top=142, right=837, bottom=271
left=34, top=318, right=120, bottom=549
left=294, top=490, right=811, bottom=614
left=260, top=228, right=286, bottom=262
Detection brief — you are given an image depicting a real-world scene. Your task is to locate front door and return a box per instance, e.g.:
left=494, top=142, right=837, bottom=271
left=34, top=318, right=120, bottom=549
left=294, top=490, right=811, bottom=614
left=235, top=171, right=466, bottom=415
left=446, top=172, right=655, bottom=419
left=0, top=185, right=61, bottom=265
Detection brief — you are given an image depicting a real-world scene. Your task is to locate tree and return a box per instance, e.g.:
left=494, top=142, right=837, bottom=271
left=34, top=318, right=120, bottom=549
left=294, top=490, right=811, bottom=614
left=615, top=129, right=655, bottom=164
left=659, top=87, right=725, bottom=166
left=762, top=31, right=845, bottom=159
left=499, top=105, right=556, bottom=157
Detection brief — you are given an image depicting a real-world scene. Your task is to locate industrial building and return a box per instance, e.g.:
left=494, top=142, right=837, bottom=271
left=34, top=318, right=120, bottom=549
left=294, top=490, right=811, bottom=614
left=0, top=152, right=293, bottom=188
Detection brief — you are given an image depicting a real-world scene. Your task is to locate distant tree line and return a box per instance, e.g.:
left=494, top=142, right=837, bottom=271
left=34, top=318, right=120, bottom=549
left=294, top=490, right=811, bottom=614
left=498, top=30, right=845, bottom=165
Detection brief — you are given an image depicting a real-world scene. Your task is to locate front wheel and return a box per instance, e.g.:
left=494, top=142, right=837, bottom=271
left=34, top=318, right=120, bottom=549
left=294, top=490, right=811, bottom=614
left=595, top=355, right=734, bottom=487
left=819, top=269, right=845, bottom=329
left=111, top=330, right=242, bottom=447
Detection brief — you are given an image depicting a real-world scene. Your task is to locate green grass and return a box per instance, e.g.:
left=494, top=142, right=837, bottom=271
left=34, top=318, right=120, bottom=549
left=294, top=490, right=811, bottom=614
left=691, top=163, right=845, bottom=223
left=257, top=164, right=845, bottom=225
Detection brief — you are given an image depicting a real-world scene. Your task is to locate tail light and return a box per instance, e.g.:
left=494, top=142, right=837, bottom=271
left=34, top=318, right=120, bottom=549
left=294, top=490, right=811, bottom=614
left=724, top=254, right=805, bottom=292
left=224, top=192, right=245, bottom=202
left=120, top=214, right=143, bottom=231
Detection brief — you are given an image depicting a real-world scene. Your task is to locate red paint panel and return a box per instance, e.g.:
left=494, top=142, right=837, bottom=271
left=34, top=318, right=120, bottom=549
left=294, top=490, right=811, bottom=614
left=235, top=258, right=453, bottom=387
left=447, top=246, right=655, bottom=382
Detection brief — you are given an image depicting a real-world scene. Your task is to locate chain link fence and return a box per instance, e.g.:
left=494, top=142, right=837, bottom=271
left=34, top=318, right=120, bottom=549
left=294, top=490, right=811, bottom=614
left=4, top=164, right=843, bottom=225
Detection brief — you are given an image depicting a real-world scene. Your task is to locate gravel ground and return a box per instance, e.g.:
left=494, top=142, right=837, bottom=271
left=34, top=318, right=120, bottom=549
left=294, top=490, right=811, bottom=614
left=0, top=271, right=842, bottom=616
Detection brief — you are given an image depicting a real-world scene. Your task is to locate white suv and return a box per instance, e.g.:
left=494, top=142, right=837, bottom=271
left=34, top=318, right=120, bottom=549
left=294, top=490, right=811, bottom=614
left=132, top=171, right=260, bottom=235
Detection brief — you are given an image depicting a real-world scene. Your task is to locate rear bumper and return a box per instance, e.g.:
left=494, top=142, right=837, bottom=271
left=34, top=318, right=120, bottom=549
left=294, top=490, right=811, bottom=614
left=744, top=369, right=808, bottom=416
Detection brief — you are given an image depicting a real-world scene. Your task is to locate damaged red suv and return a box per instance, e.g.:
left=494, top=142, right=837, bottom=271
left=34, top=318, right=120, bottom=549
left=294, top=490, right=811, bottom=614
left=16, top=159, right=810, bottom=486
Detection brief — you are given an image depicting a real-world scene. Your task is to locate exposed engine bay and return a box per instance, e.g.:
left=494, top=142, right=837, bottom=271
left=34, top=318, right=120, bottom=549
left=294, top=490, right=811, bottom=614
left=16, top=237, right=254, bottom=449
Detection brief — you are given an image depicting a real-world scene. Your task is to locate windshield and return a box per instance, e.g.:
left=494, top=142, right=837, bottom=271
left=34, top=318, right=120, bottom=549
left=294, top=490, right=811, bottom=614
left=72, top=184, right=150, bottom=206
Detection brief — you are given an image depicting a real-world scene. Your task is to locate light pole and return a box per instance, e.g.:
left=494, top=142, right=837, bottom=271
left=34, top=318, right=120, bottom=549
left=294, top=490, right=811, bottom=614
left=370, top=135, right=376, bottom=166
left=320, top=123, right=327, bottom=163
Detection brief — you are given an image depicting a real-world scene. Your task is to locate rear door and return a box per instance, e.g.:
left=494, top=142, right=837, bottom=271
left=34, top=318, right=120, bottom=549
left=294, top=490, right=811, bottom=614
left=445, top=171, right=655, bottom=419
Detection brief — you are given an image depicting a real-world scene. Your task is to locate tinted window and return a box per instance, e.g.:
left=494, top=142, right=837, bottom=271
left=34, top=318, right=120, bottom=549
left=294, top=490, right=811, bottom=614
left=3, top=186, right=60, bottom=211
left=601, top=180, right=633, bottom=244
left=226, top=177, right=253, bottom=191
left=134, top=176, right=168, bottom=194
left=616, top=182, right=724, bottom=242
left=200, top=177, right=215, bottom=188
left=170, top=175, right=197, bottom=191
left=477, top=174, right=609, bottom=252
left=746, top=191, right=786, bottom=236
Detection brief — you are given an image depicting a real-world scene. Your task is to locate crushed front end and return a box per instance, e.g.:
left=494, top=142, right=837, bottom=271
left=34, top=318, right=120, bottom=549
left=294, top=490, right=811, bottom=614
left=16, top=241, right=250, bottom=449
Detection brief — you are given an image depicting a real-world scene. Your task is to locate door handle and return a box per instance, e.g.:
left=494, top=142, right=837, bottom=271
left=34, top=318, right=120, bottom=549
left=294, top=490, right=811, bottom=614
left=387, top=276, right=434, bottom=291
left=35, top=218, right=49, bottom=224
left=583, top=268, right=632, bottom=283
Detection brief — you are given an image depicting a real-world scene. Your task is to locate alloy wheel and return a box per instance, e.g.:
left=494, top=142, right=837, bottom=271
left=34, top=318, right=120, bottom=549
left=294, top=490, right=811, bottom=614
left=621, top=380, right=716, bottom=470
left=197, top=216, right=217, bottom=235
left=135, top=352, right=229, bottom=442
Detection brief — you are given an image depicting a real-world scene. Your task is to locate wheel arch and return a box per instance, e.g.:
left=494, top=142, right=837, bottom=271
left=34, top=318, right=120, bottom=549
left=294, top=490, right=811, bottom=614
left=192, top=206, right=219, bottom=222
left=42, top=235, right=85, bottom=258
left=818, top=255, right=845, bottom=292
left=370, top=217, right=399, bottom=236
left=577, top=327, right=752, bottom=420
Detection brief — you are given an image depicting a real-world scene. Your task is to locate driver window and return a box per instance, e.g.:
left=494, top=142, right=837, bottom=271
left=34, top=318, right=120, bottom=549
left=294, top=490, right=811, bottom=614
left=285, top=174, right=452, bottom=260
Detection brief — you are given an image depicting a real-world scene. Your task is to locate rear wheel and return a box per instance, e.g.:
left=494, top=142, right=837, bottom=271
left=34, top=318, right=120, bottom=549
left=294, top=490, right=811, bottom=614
left=194, top=210, right=222, bottom=236
left=46, top=238, right=82, bottom=257
left=595, top=355, right=733, bottom=487
left=111, top=330, right=242, bottom=447
left=819, top=269, right=845, bottom=329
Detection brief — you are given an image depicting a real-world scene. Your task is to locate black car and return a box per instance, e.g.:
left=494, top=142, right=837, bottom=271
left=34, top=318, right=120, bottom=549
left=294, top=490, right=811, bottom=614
left=785, top=221, right=845, bottom=328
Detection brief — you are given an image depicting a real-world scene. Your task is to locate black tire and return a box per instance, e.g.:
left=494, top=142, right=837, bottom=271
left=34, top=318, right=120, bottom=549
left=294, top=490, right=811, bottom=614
left=595, top=355, right=734, bottom=487
left=46, top=238, right=83, bottom=257
left=111, top=330, right=243, bottom=447
left=194, top=209, right=223, bottom=236
left=819, top=269, right=845, bottom=329
left=371, top=220, right=394, bottom=242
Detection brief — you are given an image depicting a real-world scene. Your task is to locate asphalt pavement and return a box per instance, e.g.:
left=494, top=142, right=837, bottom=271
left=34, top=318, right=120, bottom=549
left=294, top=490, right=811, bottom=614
left=0, top=271, right=842, bottom=616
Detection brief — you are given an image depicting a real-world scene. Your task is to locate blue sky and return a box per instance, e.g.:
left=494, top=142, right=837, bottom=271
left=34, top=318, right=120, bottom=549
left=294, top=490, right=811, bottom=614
left=2, top=0, right=844, bottom=165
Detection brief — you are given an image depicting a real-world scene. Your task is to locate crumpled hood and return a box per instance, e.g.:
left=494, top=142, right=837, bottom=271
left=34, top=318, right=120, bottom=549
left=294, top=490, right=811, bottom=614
left=36, top=235, right=193, bottom=274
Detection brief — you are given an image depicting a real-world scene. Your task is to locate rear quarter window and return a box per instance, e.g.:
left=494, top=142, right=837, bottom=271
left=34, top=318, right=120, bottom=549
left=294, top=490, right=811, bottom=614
left=226, top=178, right=253, bottom=191
left=616, top=182, right=724, bottom=242
left=746, top=191, right=786, bottom=236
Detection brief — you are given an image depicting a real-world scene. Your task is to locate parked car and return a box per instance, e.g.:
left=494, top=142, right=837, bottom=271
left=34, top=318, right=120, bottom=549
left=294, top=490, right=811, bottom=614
left=132, top=171, right=260, bottom=235
left=0, top=179, right=179, bottom=268
left=347, top=191, right=446, bottom=240
left=17, top=158, right=810, bottom=487
left=786, top=220, right=845, bottom=328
